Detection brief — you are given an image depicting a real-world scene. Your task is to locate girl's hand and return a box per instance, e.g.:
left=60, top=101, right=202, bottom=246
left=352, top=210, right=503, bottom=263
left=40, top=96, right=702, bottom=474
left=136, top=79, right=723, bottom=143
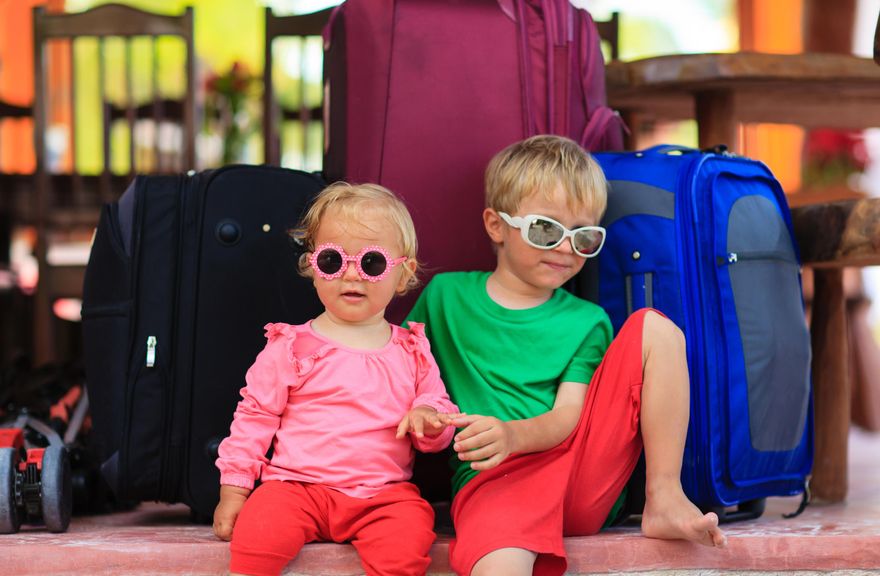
left=449, top=414, right=515, bottom=471
left=213, top=485, right=251, bottom=541
left=396, top=406, right=459, bottom=439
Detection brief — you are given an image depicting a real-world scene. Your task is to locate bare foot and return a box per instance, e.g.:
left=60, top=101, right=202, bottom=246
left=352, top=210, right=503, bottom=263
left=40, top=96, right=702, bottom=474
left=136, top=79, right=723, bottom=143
left=641, top=489, right=728, bottom=548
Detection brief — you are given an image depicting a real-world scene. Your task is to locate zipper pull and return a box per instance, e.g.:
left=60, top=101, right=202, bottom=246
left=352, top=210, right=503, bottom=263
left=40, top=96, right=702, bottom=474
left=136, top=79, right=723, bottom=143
left=716, top=252, right=738, bottom=267
left=146, top=336, right=157, bottom=367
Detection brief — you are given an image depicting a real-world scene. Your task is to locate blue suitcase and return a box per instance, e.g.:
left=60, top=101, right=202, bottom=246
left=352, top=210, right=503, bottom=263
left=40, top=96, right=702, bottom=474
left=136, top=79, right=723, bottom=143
left=578, top=145, right=813, bottom=520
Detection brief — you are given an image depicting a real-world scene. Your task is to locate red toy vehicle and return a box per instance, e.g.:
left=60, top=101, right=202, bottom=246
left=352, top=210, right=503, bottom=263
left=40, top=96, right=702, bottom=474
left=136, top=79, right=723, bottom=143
left=0, top=415, right=72, bottom=533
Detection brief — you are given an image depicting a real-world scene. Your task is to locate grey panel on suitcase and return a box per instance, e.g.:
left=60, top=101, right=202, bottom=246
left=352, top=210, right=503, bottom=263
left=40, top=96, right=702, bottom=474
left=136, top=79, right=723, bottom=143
left=603, top=180, right=675, bottom=227
left=727, top=194, right=811, bottom=452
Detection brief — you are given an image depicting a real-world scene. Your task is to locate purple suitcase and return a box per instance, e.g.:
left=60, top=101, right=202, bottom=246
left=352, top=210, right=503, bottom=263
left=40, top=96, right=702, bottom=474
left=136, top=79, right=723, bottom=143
left=323, top=0, right=624, bottom=322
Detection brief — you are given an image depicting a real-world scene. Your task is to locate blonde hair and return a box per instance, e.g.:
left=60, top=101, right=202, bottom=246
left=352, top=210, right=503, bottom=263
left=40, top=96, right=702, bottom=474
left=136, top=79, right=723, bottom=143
left=485, top=135, right=607, bottom=219
left=293, top=181, right=420, bottom=294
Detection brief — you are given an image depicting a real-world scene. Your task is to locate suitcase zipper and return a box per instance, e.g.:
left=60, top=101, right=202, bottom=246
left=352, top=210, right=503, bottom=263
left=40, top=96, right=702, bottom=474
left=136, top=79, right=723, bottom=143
left=159, top=171, right=193, bottom=503
left=717, top=250, right=795, bottom=266
left=145, top=336, right=157, bottom=367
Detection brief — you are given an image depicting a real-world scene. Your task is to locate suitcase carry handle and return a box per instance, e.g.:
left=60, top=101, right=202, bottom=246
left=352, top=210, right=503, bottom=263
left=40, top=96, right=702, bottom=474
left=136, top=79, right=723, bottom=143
left=641, top=144, right=699, bottom=156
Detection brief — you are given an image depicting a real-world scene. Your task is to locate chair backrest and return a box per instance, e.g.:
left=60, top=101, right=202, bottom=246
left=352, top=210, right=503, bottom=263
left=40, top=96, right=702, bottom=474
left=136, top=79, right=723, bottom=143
left=262, top=7, right=332, bottom=169
left=31, top=4, right=196, bottom=364
left=595, top=11, right=620, bottom=61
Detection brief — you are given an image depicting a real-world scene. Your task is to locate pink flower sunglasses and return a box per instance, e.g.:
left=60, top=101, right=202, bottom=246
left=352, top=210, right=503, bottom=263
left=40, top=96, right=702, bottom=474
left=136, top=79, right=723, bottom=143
left=308, top=243, right=407, bottom=282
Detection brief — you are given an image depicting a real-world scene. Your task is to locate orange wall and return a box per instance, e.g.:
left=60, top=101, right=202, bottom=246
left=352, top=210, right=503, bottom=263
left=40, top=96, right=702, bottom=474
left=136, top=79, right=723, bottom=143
left=738, top=0, right=805, bottom=193
left=0, top=0, right=64, bottom=173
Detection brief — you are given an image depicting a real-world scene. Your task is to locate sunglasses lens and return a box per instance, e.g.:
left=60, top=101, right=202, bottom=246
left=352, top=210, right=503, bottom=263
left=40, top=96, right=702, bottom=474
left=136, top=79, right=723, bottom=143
left=526, top=218, right=564, bottom=248
left=316, top=249, right=343, bottom=275
left=573, top=229, right=603, bottom=256
left=360, top=251, right=388, bottom=277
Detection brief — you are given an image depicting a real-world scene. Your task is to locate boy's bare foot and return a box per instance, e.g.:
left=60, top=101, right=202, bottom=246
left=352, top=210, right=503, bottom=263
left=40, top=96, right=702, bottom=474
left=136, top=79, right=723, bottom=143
left=641, top=488, right=728, bottom=548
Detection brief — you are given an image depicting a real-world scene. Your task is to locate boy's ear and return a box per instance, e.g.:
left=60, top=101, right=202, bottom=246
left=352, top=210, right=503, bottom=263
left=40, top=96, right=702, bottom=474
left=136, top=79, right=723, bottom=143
left=483, top=208, right=505, bottom=244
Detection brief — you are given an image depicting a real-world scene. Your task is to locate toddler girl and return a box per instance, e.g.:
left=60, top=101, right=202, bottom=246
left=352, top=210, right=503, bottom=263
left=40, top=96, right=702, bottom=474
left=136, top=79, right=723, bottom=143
left=213, top=182, right=458, bottom=576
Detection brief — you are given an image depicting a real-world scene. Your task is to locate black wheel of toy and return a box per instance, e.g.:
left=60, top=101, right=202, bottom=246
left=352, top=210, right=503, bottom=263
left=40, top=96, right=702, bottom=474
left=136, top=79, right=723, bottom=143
left=0, top=447, right=21, bottom=534
left=40, top=445, right=72, bottom=533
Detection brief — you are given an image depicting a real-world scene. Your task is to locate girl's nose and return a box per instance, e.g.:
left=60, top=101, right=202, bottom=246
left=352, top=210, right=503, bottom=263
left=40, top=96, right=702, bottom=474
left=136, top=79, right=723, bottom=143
left=341, top=260, right=361, bottom=280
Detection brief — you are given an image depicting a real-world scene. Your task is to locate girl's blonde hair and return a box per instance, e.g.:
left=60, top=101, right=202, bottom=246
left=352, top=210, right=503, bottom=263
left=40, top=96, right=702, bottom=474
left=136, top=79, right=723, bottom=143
left=293, top=181, right=420, bottom=294
left=485, top=135, right=607, bottom=219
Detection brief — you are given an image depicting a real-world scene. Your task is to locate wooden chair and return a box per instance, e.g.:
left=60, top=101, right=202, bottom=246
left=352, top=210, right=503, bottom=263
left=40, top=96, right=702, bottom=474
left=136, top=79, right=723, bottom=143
left=262, top=7, right=332, bottom=169
left=595, top=11, right=620, bottom=61
left=31, top=4, right=196, bottom=364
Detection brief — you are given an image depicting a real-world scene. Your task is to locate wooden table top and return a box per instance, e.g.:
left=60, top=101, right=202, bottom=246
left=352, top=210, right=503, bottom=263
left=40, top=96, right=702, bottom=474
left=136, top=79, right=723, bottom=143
left=606, top=51, right=880, bottom=130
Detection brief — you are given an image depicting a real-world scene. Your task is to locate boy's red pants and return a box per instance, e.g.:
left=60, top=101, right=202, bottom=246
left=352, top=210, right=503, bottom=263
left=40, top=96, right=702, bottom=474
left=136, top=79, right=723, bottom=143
left=449, top=309, right=651, bottom=576
left=230, top=480, right=435, bottom=576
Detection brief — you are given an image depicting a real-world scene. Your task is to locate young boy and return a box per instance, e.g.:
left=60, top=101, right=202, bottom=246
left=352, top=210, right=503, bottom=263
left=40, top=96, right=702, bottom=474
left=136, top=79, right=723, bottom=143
left=406, top=135, right=728, bottom=576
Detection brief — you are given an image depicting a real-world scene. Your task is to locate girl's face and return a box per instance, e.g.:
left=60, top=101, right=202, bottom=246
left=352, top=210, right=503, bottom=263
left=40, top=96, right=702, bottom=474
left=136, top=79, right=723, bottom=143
left=309, top=207, right=412, bottom=326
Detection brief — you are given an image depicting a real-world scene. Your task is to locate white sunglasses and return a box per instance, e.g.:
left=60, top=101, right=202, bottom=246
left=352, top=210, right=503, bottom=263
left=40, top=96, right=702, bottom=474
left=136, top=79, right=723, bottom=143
left=498, top=212, right=605, bottom=258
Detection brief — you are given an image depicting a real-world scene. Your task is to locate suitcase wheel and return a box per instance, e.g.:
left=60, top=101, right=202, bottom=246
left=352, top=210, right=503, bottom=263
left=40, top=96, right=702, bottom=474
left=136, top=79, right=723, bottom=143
left=712, top=498, right=766, bottom=523
left=40, top=445, right=73, bottom=533
left=0, top=447, right=22, bottom=534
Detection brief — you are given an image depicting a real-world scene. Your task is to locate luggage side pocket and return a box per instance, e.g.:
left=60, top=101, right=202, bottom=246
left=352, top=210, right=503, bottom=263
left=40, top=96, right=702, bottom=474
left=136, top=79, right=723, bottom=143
left=82, top=204, right=134, bottom=495
left=122, top=357, right=168, bottom=500
left=723, top=193, right=811, bottom=454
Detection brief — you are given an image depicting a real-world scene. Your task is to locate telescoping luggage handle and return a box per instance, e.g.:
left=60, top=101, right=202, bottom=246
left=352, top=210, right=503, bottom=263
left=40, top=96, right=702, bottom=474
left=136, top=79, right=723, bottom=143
left=499, top=0, right=617, bottom=149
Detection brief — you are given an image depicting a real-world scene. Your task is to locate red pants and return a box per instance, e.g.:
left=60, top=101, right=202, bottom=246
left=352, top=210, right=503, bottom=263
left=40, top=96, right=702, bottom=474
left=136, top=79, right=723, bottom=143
left=230, top=480, right=435, bottom=576
left=449, top=309, right=651, bottom=576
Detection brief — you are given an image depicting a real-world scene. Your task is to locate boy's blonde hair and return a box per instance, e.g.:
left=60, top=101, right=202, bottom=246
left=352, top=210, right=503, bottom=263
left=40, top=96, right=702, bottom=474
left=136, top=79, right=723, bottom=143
left=485, top=135, right=607, bottom=219
left=293, top=181, right=420, bottom=294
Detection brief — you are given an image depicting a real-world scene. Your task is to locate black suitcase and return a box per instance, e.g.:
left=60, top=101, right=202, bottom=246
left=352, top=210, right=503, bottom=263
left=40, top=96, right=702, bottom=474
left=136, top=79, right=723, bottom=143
left=81, top=165, right=325, bottom=519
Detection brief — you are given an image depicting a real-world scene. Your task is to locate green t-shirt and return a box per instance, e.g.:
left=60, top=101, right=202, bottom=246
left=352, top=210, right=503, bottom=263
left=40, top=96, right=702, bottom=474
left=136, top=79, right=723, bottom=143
left=406, top=271, right=614, bottom=494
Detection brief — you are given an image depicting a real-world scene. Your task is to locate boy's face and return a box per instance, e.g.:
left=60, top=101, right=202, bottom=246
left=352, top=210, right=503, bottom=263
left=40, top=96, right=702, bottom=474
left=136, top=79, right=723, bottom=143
left=485, top=184, right=599, bottom=294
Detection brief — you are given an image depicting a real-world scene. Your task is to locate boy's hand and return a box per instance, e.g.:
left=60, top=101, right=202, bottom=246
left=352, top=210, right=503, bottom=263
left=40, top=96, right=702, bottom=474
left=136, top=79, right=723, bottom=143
left=213, top=485, right=251, bottom=541
left=450, top=414, right=515, bottom=471
left=396, top=405, right=458, bottom=439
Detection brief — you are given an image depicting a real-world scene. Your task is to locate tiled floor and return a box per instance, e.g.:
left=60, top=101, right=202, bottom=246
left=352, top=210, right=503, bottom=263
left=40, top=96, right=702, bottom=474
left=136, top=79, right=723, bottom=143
left=2, top=428, right=879, bottom=576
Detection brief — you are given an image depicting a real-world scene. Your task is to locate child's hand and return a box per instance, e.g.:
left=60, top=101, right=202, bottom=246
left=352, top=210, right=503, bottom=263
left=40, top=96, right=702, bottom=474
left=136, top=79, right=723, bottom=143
left=396, top=405, right=458, bottom=439
left=449, top=414, right=515, bottom=471
left=213, top=485, right=251, bottom=541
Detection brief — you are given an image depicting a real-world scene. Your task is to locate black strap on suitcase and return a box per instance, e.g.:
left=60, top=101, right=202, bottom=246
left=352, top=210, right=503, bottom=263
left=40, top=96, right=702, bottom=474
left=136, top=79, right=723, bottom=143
left=82, top=165, right=325, bottom=519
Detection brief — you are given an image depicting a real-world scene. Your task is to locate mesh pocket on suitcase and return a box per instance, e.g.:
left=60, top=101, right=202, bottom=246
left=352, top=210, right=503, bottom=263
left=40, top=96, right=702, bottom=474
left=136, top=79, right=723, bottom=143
left=726, top=194, right=811, bottom=453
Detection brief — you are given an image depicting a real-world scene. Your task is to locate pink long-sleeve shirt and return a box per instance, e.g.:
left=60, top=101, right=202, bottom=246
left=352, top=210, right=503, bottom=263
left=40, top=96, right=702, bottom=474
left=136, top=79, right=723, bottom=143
left=216, top=321, right=458, bottom=499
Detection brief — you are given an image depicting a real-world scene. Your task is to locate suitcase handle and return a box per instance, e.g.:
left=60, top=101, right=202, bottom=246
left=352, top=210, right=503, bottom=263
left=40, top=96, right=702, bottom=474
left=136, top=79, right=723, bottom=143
left=641, top=144, right=698, bottom=156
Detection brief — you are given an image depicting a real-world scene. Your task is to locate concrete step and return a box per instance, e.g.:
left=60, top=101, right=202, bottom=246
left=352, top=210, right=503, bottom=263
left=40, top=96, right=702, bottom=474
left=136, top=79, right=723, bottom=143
left=3, top=428, right=879, bottom=575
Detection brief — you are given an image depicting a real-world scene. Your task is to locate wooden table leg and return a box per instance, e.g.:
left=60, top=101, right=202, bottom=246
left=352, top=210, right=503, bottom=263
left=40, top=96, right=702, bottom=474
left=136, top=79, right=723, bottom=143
left=810, top=267, right=850, bottom=503
left=619, top=110, right=644, bottom=151
left=695, top=90, right=738, bottom=152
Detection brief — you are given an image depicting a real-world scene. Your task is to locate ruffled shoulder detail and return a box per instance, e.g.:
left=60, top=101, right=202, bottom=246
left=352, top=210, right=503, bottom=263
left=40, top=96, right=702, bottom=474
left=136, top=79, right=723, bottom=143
left=263, top=323, right=305, bottom=370
left=263, top=323, right=335, bottom=376
left=404, top=321, right=426, bottom=339
left=263, top=322, right=298, bottom=341
left=399, top=321, right=433, bottom=369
